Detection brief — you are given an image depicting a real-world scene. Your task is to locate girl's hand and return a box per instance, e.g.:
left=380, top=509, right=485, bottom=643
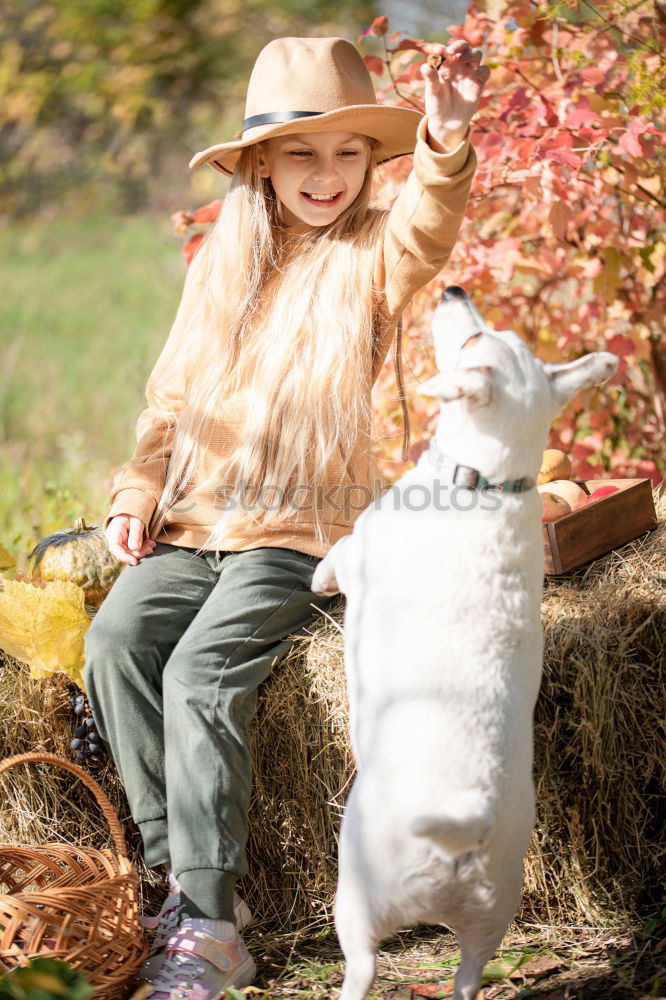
left=420, top=40, right=490, bottom=153
left=105, top=513, right=157, bottom=566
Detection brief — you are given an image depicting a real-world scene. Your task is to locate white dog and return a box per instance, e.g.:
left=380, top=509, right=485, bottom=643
left=311, top=287, right=618, bottom=1000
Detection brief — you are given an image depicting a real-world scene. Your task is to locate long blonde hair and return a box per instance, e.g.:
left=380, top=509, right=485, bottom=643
left=149, top=134, right=406, bottom=553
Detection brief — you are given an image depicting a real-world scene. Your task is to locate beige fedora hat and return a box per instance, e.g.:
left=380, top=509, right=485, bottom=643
left=189, top=36, right=424, bottom=177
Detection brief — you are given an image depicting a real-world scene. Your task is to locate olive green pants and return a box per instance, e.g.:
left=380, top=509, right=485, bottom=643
left=82, top=541, right=337, bottom=921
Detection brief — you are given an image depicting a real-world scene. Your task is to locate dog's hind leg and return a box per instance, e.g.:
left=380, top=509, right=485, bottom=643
left=452, top=927, right=507, bottom=1000
left=451, top=941, right=487, bottom=1000
left=337, top=943, right=377, bottom=1000
left=335, top=885, right=379, bottom=1000
left=335, top=850, right=380, bottom=1000
left=451, top=901, right=516, bottom=1000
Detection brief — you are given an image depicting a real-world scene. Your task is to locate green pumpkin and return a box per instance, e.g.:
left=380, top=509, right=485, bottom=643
left=28, top=517, right=122, bottom=610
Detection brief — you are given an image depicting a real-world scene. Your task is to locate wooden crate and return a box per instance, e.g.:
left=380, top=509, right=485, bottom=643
left=542, top=478, right=658, bottom=575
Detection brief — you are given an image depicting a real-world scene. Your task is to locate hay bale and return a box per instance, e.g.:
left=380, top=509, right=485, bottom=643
left=1, top=487, right=664, bottom=934
left=528, top=486, right=665, bottom=926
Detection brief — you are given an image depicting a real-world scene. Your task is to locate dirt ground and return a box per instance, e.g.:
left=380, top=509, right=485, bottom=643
left=233, top=914, right=666, bottom=1000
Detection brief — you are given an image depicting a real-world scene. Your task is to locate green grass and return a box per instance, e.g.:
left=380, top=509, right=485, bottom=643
left=0, top=213, right=189, bottom=561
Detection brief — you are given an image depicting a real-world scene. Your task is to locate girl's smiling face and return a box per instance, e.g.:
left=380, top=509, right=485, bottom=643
left=257, top=130, right=371, bottom=227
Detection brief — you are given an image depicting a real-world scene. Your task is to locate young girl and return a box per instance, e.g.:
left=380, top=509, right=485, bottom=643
left=83, top=34, right=488, bottom=1000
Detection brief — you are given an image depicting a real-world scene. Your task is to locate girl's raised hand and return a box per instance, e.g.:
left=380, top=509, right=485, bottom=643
left=420, top=39, right=490, bottom=153
left=105, top=513, right=157, bottom=566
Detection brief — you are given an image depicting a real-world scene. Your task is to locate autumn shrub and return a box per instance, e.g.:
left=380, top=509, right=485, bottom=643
left=367, top=0, right=665, bottom=489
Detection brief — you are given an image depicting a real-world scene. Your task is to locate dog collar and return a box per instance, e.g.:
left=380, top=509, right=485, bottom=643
left=427, top=438, right=536, bottom=493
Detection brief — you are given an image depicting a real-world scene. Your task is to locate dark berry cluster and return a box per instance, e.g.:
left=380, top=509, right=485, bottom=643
left=66, top=683, right=105, bottom=764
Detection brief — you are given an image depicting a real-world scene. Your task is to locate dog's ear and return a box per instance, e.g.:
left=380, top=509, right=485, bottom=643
left=544, top=351, right=618, bottom=414
left=419, top=368, right=493, bottom=407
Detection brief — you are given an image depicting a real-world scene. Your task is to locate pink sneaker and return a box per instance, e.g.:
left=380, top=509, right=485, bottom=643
left=138, top=888, right=182, bottom=981
left=139, top=890, right=253, bottom=983
left=131, top=925, right=256, bottom=1000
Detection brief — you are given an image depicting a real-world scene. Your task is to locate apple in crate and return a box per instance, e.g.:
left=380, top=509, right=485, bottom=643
left=538, top=479, right=588, bottom=511
left=586, top=485, right=620, bottom=504
left=540, top=492, right=572, bottom=522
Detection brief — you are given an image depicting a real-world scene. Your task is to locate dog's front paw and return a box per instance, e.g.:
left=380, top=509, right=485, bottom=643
left=311, top=560, right=340, bottom=595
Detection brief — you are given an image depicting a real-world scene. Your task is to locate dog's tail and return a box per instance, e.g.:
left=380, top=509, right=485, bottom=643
left=409, top=791, right=493, bottom=857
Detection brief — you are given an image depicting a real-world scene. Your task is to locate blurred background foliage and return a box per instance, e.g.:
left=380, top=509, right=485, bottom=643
left=0, top=0, right=389, bottom=556
left=0, top=0, right=377, bottom=218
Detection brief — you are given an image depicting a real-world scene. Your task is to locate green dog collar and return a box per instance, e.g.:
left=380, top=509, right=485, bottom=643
left=427, top=438, right=535, bottom=493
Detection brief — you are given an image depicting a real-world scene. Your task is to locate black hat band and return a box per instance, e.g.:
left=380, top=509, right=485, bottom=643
left=242, top=110, right=324, bottom=132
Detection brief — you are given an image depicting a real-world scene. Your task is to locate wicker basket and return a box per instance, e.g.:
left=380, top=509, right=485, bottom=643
left=0, top=751, right=148, bottom=999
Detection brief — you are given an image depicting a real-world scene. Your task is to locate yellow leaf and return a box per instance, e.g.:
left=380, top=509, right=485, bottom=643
left=0, top=580, right=50, bottom=673
left=0, top=579, right=90, bottom=690
left=0, top=544, right=16, bottom=571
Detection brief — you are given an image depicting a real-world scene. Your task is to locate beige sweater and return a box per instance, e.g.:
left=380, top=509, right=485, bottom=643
left=103, top=115, right=478, bottom=557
